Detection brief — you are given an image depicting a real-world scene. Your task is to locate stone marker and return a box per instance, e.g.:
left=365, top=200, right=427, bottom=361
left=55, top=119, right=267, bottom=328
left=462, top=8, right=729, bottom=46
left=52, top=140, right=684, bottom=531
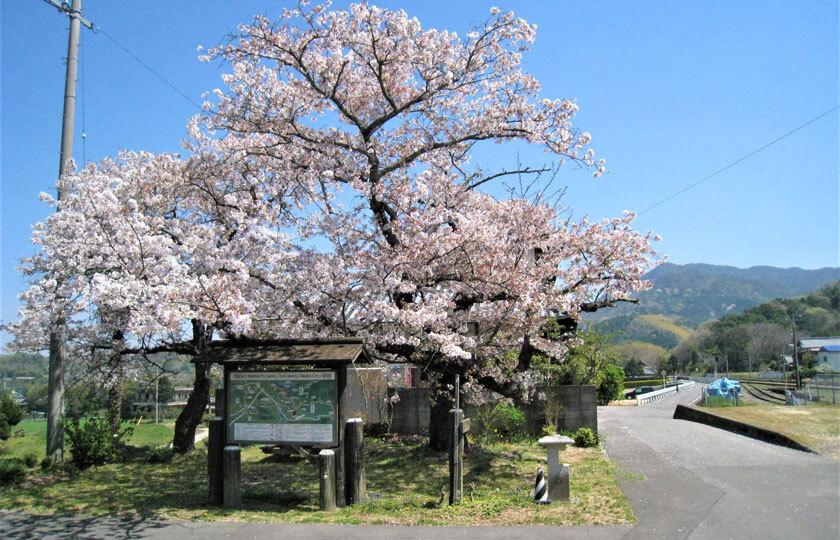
left=537, top=435, right=573, bottom=502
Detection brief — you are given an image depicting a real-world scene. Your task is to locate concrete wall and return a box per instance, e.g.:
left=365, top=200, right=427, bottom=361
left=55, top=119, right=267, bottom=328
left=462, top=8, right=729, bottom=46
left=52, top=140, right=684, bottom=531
left=529, top=385, right=598, bottom=435
left=387, top=385, right=597, bottom=436
left=389, top=387, right=430, bottom=435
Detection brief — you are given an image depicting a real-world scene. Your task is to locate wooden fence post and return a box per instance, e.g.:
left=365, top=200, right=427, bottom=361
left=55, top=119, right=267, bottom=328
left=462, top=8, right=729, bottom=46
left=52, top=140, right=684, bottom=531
left=448, top=408, right=464, bottom=504
left=319, top=449, right=336, bottom=511
left=214, top=387, right=225, bottom=418
left=223, top=445, right=241, bottom=508
left=345, top=418, right=366, bottom=505
left=207, top=417, right=224, bottom=505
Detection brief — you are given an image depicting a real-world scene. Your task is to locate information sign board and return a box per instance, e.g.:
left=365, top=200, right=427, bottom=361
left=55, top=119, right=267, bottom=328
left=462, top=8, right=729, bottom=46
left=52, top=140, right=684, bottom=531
left=227, top=370, right=337, bottom=445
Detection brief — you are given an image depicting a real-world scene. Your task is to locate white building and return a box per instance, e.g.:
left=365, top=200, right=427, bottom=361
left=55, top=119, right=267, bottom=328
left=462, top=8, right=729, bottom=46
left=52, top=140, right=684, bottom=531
left=816, top=345, right=840, bottom=372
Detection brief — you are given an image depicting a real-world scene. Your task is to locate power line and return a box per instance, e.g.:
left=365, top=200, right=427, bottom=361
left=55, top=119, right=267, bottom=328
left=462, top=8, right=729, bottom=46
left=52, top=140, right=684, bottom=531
left=96, top=27, right=205, bottom=112
left=639, top=105, right=840, bottom=215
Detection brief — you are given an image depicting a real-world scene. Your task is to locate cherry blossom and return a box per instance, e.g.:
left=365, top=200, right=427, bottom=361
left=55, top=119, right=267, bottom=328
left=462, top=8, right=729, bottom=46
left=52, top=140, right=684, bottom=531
left=7, top=2, right=660, bottom=448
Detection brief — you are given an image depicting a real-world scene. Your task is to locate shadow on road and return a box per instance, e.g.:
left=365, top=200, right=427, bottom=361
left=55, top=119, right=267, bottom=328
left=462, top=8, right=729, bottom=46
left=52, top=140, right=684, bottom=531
left=0, top=510, right=170, bottom=539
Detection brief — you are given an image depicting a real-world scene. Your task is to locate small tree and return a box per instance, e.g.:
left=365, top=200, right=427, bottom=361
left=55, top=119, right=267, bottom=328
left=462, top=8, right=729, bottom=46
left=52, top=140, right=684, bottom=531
left=64, top=417, right=133, bottom=470
left=596, top=364, right=625, bottom=405
left=623, top=358, right=645, bottom=378
left=0, top=394, right=24, bottom=441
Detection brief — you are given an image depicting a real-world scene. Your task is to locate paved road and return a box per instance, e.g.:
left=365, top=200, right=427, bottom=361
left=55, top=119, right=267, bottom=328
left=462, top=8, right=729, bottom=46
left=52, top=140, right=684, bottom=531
left=2, top=388, right=837, bottom=539
left=599, top=385, right=840, bottom=539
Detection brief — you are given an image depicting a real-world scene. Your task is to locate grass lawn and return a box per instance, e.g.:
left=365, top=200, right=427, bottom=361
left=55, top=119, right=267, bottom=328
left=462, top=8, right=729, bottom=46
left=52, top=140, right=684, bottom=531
left=0, top=434, right=635, bottom=526
left=0, top=420, right=175, bottom=464
left=702, top=402, right=840, bottom=460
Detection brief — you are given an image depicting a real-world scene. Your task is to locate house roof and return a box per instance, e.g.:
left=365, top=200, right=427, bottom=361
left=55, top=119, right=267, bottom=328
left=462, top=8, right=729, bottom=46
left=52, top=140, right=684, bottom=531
left=196, top=338, right=372, bottom=366
left=820, top=345, right=840, bottom=352
left=799, top=337, right=840, bottom=351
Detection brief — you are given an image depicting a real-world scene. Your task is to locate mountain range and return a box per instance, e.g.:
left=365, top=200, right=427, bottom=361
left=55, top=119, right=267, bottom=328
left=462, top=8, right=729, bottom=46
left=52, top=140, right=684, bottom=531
left=588, top=263, right=840, bottom=347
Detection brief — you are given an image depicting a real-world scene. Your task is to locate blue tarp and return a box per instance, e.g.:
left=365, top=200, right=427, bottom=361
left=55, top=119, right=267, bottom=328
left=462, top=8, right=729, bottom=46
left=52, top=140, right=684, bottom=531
left=706, top=377, right=741, bottom=399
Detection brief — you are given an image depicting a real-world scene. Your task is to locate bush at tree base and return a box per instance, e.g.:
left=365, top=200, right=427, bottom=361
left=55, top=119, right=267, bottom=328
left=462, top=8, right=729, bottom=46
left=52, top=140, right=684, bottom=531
left=0, top=459, right=26, bottom=485
left=64, top=417, right=134, bottom=470
left=574, top=427, right=599, bottom=448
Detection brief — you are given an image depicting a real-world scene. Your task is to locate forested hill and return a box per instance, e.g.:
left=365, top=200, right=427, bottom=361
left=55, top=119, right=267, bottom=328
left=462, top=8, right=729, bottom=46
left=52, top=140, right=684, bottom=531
left=588, top=263, right=840, bottom=329
left=667, top=281, right=840, bottom=374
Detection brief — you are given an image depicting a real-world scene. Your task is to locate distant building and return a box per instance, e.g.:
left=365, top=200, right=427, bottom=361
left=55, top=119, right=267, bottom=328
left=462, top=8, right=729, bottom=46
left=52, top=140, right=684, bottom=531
left=132, top=386, right=193, bottom=415
left=816, top=345, right=840, bottom=372
left=799, top=336, right=840, bottom=354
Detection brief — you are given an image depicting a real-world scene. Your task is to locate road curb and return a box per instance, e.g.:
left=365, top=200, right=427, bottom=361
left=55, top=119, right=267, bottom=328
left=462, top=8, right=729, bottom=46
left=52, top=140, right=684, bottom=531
left=672, top=404, right=815, bottom=454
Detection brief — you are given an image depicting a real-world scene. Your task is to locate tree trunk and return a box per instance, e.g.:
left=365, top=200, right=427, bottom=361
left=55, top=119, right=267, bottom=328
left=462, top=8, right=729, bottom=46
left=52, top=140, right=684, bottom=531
left=173, top=361, right=211, bottom=453
left=428, top=373, right=456, bottom=451
left=47, top=323, right=66, bottom=462
left=107, top=380, right=123, bottom=433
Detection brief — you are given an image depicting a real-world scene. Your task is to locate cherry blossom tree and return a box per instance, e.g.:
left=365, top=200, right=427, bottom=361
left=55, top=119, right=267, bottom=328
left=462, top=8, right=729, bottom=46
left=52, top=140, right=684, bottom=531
left=7, top=2, right=660, bottom=451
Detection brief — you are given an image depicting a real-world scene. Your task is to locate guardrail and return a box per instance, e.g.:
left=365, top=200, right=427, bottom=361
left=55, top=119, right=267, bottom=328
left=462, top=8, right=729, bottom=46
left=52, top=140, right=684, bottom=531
left=636, top=381, right=695, bottom=406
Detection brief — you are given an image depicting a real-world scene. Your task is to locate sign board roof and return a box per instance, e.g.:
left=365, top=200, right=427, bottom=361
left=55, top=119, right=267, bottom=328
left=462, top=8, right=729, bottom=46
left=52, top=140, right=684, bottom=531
left=197, top=337, right=372, bottom=366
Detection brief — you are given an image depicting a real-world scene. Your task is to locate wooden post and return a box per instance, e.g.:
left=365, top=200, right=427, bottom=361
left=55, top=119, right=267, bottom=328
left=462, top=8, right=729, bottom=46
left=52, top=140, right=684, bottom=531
left=319, top=449, right=337, bottom=511
left=336, top=365, right=348, bottom=507
left=448, top=408, right=464, bottom=504
left=345, top=418, right=366, bottom=505
left=214, top=387, right=225, bottom=418
left=223, top=445, right=241, bottom=508
left=207, top=417, right=224, bottom=505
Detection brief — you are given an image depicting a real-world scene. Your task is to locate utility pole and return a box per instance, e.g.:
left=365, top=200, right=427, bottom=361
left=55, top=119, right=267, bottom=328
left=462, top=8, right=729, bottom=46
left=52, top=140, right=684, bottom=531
left=790, top=314, right=802, bottom=389
left=43, top=0, right=94, bottom=462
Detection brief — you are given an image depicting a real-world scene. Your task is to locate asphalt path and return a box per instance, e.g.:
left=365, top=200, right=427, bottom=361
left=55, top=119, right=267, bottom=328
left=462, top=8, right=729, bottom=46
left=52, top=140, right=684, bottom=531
left=599, top=385, right=840, bottom=539
left=2, top=387, right=837, bottom=539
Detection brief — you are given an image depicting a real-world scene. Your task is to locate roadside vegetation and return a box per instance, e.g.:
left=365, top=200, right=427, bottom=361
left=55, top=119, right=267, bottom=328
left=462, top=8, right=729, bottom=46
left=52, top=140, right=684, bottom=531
left=700, top=402, right=840, bottom=460
left=0, top=423, right=633, bottom=526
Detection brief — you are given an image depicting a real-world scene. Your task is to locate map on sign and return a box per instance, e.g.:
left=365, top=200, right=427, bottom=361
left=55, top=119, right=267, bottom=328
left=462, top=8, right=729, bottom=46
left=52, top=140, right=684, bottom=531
left=227, top=370, right=337, bottom=445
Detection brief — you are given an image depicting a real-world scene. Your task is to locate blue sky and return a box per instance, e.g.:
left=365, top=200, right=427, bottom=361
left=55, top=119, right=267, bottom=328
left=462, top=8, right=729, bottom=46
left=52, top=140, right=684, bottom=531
left=1, top=0, right=838, bottom=347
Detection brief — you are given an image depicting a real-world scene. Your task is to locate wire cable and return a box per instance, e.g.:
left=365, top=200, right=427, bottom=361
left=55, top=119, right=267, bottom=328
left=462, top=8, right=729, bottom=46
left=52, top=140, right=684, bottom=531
left=96, top=27, right=205, bottom=112
left=639, top=105, right=840, bottom=215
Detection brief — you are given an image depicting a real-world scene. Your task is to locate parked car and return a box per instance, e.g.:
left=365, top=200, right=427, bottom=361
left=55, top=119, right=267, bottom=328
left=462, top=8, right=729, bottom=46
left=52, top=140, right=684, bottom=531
left=625, top=386, right=656, bottom=399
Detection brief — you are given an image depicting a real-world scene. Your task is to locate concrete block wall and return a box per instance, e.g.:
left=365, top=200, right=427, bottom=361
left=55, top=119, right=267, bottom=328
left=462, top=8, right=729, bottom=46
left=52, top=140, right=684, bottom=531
left=387, top=385, right=597, bottom=436
left=388, top=387, right=430, bottom=435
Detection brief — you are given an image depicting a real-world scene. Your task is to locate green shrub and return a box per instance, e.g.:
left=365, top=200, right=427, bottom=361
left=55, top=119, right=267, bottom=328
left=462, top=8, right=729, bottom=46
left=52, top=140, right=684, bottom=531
left=623, top=379, right=664, bottom=389
left=496, top=404, right=526, bottom=435
left=0, top=420, right=10, bottom=441
left=64, top=417, right=134, bottom=470
left=574, top=427, right=599, bottom=448
left=40, top=456, right=54, bottom=470
left=472, top=402, right=527, bottom=443
left=22, top=452, right=39, bottom=468
left=143, top=445, right=174, bottom=464
left=0, top=394, right=24, bottom=427
left=597, top=364, right=626, bottom=405
left=0, top=459, right=26, bottom=485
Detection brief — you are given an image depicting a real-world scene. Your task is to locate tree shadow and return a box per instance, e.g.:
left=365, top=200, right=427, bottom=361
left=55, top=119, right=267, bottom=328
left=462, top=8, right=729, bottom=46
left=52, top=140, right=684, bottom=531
left=0, top=510, right=171, bottom=539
